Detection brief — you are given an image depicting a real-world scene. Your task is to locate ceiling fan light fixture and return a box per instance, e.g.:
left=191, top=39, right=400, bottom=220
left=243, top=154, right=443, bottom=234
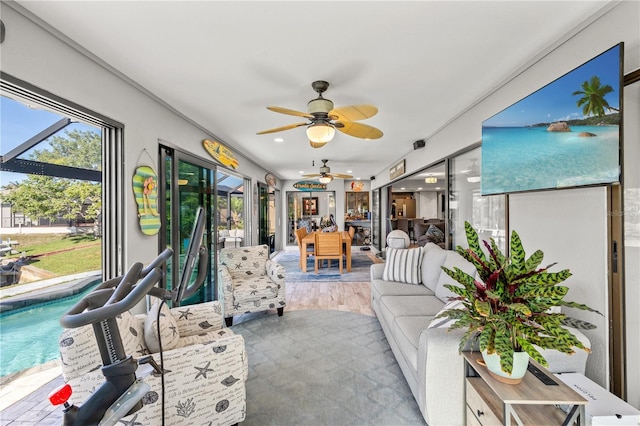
left=309, top=140, right=328, bottom=149
left=306, top=122, right=335, bottom=143
left=318, top=175, right=333, bottom=184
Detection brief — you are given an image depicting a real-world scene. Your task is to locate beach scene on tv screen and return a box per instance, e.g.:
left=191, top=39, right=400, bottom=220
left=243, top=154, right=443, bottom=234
left=481, top=44, right=620, bottom=195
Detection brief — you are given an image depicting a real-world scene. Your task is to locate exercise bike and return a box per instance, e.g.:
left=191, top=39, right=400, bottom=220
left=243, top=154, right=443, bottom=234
left=49, top=207, right=208, bottom=426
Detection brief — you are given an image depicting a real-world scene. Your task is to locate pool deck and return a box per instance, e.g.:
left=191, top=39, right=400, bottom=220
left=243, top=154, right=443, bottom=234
left=0, top=273, right=100, bottom=424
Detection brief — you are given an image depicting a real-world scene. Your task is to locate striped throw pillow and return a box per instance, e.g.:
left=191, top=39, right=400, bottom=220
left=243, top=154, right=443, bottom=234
left=428, top=300, right=466, bottom=329
left=382, top=247, right=423, bottom=285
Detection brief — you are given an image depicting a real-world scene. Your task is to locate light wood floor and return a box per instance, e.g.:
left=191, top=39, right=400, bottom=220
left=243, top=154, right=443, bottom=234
left=286, top=280, right=374, bottom=316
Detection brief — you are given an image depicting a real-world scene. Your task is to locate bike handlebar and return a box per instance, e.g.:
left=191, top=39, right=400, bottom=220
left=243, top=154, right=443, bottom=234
left=60, top=249, right=174, bottom=329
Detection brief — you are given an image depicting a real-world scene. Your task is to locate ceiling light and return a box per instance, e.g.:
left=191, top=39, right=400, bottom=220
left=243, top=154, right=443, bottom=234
left=425, top=177, right=438, bottom=184
left=274, top=137, right=284, bottom=143
left=309, top=140, right=328, bottom=149
left=306, top=122, right=335, bottom=144
left=318, top=175, right=333, bottom=184
left=299, top=170, right=305, bottom=174
left=467, top=176, right=481, bottom=183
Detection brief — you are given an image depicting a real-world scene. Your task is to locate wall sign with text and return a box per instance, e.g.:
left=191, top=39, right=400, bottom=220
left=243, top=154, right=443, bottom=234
left=293, top=181, right=327, bottom=191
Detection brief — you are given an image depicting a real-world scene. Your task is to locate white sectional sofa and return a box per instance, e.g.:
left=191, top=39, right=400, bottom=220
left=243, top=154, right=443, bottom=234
left=370, top=243, right=591, bottom=425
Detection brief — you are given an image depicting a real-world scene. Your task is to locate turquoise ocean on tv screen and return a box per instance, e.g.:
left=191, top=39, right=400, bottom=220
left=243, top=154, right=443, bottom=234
left=481, top=125, right=619, bottom=195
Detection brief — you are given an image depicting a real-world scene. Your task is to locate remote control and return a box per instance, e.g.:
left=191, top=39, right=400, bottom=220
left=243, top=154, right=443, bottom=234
left=527, top=363, right=558, bottom=385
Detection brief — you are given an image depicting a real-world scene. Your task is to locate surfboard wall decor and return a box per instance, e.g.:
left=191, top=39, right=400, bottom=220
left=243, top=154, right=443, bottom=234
left=202, top=139, right=239, bottom=170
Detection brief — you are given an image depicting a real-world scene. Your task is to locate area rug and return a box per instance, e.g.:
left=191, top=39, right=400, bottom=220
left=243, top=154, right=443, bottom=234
left=232, top=310, right=424, bottom=425
left=2, top=310, right=424, bottom=425
left=273, top=250, right=373, bottom=282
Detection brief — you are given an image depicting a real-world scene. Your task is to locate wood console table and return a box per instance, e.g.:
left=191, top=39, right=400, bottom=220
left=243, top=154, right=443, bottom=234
left=463, top=351, right=587, bottom=425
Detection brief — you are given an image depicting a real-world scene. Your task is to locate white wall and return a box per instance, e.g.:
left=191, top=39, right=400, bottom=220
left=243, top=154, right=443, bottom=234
left=371, top=1, right=639, bottom=402
left=1, top=4, right=274, bottom=267
left=509, top=187, right=609, bottom=387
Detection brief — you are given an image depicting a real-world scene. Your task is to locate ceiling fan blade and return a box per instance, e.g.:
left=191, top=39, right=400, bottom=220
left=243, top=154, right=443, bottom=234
left=331, top=173, right=354, bottom=179
left=302, top=173, right=321, bottom=178
left=267, top=106, right=314, bottom=119
left=330, top=104, right=378, bottom=122
left=256, top=122, right=307, bottom=135
left=335, top=121, right=383, bottom=139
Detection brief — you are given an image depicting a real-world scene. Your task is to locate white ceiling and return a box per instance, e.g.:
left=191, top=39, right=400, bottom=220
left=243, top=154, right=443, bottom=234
left=16, top=1, right=611, bottom=182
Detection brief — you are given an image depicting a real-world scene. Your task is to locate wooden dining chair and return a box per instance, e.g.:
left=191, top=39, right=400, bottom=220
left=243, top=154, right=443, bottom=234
left=295, top=227, right=314, bottom=267
left=314, top=231, right=343, bottom=274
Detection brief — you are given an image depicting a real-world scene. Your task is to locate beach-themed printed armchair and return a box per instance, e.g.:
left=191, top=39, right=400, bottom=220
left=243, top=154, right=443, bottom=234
left=58, top=300, right=248, bottom=425
left=218, top=244, right=286, bottom=326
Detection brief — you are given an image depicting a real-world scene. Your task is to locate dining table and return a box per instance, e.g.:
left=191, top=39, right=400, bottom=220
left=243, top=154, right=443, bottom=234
left=300, top=230, right=352, bottom=273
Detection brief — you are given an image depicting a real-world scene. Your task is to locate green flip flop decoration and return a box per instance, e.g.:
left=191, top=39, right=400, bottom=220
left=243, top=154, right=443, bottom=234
left=133, top=165, right=161, bottom=236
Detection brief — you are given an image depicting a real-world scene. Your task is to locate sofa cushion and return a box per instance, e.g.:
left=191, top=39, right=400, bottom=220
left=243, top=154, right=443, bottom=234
left=371, top=279, right=434, bottom=305
left=435, top=250, right=477, bottom=301
left=144, top=300, right=180, bottom=353
left=393, top=316, right=434, bottom=373
left=232, top=274, right=279, bottom=304
left=383, top=247, right=423, bottom=285
left=421, top=243, right=448, bottom=292
left=379, top=295, right=445, bottom=324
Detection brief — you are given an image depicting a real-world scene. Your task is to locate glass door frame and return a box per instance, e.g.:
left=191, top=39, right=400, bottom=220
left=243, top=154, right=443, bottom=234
left=159, top=146, right=218, bottom=302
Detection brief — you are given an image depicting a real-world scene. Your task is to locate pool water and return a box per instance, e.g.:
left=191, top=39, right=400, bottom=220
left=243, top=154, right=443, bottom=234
left=0, top=283, right=99, bottom=377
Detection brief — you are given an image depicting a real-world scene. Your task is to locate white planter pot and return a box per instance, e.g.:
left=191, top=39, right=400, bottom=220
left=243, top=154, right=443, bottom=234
left=481, top=349, right=529, bottom=385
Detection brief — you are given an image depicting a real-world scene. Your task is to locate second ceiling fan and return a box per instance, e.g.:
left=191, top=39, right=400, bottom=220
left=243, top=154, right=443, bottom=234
left=303, top=159, right=352, bottom=183
left=257, top=80, right=383, bottom=148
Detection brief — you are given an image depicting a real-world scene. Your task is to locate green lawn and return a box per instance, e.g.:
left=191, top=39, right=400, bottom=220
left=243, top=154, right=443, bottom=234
left=2, top=233, right=101, bottom=276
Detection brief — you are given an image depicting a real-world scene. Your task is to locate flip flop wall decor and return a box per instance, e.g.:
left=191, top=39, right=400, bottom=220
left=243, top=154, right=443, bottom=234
left=132, top=165, right=161, bottom=236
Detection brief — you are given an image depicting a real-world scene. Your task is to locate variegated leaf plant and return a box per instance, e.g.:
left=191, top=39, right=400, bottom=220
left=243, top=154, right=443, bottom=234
left=437, top=221, right=600, bottom=374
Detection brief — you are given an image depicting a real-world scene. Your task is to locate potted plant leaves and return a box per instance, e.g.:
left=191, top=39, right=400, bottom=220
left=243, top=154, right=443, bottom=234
left=437, top=221, right=600, bottom=384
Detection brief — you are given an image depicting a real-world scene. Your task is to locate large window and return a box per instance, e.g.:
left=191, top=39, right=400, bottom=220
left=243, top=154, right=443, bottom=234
left=1, top=74, right=124, bottom=279
left=449, top=146, right=506, bottom=251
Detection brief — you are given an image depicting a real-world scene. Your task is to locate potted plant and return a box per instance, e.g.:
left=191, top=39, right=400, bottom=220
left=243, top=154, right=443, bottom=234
left=437, top=221, right=599, bottom=384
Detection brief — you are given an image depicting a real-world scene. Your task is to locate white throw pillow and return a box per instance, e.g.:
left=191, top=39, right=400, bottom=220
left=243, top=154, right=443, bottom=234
left=428, top=300, right=465, bottom=329
left=144, top=300, right=180, bottom=353
left=382, top=247, right=423, bottom=285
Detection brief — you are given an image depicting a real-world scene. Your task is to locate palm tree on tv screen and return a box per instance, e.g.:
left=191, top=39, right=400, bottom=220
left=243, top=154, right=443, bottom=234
left=572, top=75, right=618, bottom=117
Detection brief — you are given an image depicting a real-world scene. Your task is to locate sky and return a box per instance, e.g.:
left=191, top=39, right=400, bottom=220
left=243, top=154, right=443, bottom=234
left=483, top=44, right=621, bottom=127
left=0, top=96, right=99, bottom=186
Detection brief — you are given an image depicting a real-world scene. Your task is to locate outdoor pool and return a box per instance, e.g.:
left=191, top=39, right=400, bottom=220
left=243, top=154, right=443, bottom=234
left=0, top=279, right=100, bottom=377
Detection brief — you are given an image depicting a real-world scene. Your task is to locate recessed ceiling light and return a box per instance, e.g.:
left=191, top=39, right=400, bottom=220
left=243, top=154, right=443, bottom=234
left=299, top=171, right=304, bottom=174
left=347, top=170, right=352, bottom=173
left=274, top=137, right=284, bottom=143
left=356, top=177, right=361, bottom=180
left=417, top=187, right=423, bottom=190
left=400, top=187, right=406, bottom=190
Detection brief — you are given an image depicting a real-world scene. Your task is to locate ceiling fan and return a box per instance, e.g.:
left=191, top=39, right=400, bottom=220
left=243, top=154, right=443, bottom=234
left=303, top=159, right=353, bottom=183
left=257, top=80, right=383, bottom=148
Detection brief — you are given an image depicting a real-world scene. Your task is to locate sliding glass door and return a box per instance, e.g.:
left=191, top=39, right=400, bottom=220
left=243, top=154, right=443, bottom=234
left=161, top=148, right=216, bottom=304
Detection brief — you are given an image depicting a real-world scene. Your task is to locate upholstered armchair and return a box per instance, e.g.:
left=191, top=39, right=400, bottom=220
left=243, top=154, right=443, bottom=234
left=58, top=300, right=248, bottom=425
left=218, top=244, right=286, bottom=326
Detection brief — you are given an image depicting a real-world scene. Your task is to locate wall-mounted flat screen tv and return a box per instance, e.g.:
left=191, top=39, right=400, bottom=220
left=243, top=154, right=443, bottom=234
left=481, top=43, right=622, bottom=196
